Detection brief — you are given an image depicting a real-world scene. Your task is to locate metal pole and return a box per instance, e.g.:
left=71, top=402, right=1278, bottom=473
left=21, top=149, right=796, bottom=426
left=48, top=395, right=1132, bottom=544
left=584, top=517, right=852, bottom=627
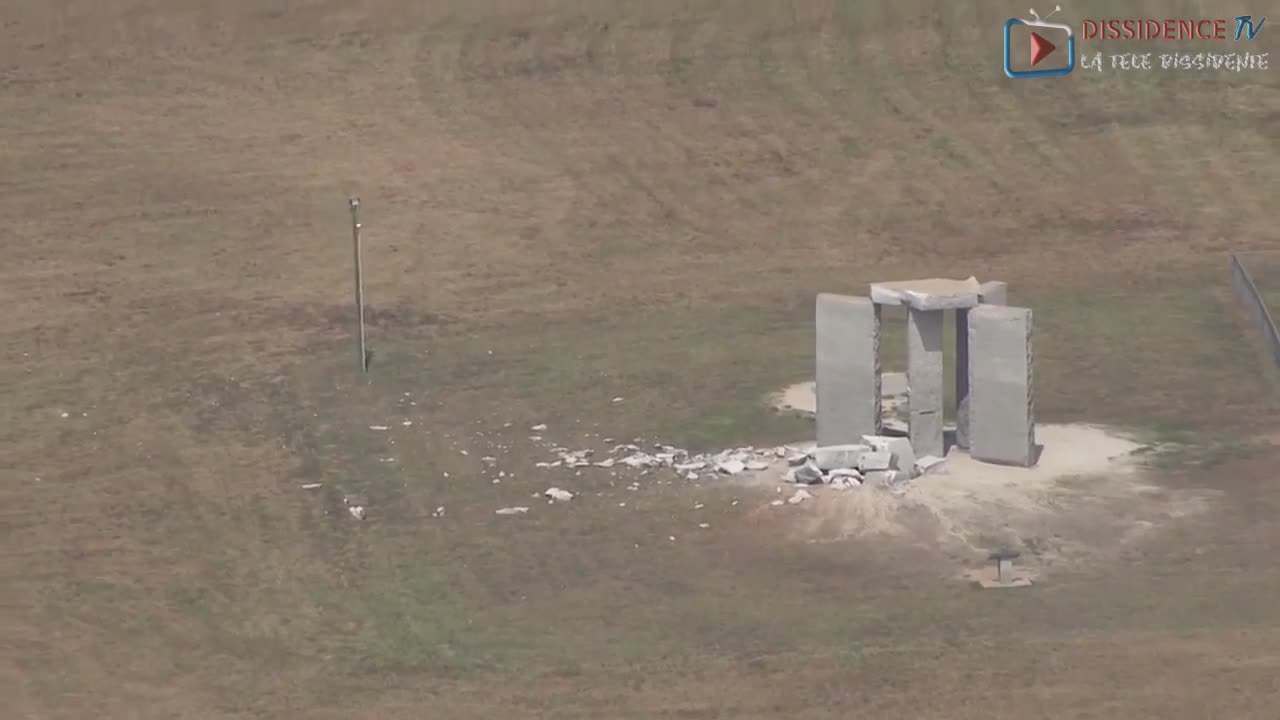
left=350, top=197, right=367, bottom=372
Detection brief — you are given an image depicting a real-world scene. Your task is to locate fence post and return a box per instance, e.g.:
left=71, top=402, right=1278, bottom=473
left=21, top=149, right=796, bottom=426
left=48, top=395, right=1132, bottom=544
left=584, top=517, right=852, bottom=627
left=350, top=197, right=368, bottom=372
left=1229, top=253, right=1280, bottom=370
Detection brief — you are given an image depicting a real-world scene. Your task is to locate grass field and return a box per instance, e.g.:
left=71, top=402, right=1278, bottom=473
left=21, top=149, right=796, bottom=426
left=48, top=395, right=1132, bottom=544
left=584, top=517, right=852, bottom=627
left=3, top=1, right=1280, bottom=717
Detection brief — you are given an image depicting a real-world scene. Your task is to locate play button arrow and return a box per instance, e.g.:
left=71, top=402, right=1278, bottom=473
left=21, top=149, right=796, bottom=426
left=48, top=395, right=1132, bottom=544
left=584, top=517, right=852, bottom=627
left=1030, top=31, right=1056, bottom=66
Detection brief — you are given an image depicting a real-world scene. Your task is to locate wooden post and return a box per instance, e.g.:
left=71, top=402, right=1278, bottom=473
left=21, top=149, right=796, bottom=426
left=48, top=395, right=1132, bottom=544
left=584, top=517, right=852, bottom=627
left=350, top=197, right=367, bottom=372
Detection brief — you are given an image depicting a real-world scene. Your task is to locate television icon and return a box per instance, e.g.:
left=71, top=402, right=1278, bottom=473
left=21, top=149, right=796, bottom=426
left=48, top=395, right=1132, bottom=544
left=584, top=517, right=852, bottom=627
left=1004, top=6, right=1075, bottom=78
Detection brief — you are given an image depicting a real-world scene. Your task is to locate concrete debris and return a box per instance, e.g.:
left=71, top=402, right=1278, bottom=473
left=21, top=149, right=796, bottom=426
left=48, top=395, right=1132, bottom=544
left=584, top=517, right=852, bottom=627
left=544, top=487, right=574, bottom=502
left=829, top=472, right=861, bottom=489
left=770, top=499, right=785, bottom=506
left=369, top=425, right=389, bottom=431
left=862, top=470, right=898, bottom=487
left=531, top=424, right=548, bottom=431
left=300, top=483, right=323, bottom=490
left=786, top=451, right=811, bottom=467
left=620, top=453, right=661, bottom=469
left=760, top=436, right=940, bottom=489
left=348, top=505, right=366, bottom=520
left=533, top=441, right=819, bottom=495
left=482, top=456, right=497, bottom=465
left=716, top=459, right=747, bottom=475
left=792, top=461, right=825, bottom=485
left=496, top=506, right=529, bottom=515
left=787, top=489, right=814, bottom=504
left=431, top=506, right=445, bottom=518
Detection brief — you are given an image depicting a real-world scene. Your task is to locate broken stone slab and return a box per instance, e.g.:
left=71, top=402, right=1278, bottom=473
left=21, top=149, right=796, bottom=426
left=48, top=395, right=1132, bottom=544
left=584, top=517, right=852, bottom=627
left=864, top=435, right=917, bottom=473
left=810, top=444, right=871, bottom=471
left=496, top=506, right=530, bottom=515
left=869, top=277, right=982, bottom=311
left=914, top=455, right=947, bottom=476
left=856, top=449, right=892, bottom=472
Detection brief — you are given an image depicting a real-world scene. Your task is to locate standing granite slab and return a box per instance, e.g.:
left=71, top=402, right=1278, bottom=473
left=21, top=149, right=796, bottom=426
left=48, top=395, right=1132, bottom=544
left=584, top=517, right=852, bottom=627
left=968, top=305, right=1036, bottom=467
left=956, top=280, right=1009, bottom=449
left=906, top=307, right=945, bottom=458
left=815, top=294, right=881, bottom=445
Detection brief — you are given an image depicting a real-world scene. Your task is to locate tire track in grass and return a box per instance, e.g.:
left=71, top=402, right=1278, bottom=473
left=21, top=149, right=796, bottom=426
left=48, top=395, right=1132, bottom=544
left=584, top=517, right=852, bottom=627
left=1188, top=74, right=1280, bottom=233
left=852, top=4, right=1010, bottom=202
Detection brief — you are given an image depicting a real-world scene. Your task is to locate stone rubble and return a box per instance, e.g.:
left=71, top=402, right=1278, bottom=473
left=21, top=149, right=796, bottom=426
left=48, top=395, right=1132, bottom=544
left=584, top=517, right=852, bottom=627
left=544, top=487, right=575, bottom=502
left=530, top=433, right=945, bottom=493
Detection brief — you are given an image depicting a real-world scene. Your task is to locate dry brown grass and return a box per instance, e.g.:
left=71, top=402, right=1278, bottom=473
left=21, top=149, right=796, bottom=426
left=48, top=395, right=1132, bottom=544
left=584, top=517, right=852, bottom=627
left=3, top=1, right=1280, bottom=717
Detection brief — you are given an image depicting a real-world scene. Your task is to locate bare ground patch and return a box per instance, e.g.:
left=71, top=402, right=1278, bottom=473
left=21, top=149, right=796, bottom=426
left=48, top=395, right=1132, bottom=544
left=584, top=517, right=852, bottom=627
left=762, top=380, right=1218, bottom=575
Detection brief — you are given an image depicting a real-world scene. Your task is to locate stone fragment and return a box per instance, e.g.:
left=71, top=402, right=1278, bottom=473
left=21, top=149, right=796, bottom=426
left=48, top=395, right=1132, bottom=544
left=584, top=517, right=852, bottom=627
left=787, top=489, right=814, bottom=504
left=914, top=455, right=947, bottom=476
